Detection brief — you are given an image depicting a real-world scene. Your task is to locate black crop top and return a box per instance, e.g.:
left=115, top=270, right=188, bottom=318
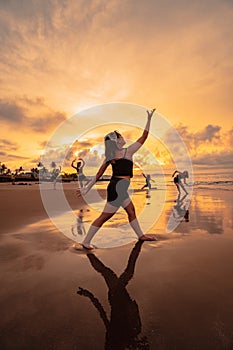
left=110, top=149, right=133, bottom=178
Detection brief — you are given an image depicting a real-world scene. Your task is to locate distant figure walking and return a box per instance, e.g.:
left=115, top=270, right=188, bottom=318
left=71, top=158, right=89, bottom=188
left=76, top=108, right=157, bottom=249
left=51, top=166, right=61, bottom=190
left=172, top=170, right=189, bottom=196
left=141, top=173, right=155, bottom=190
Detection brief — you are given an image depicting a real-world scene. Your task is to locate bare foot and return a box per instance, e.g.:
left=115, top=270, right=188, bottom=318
left=81, top=243, right=96, bottom=250
left=72, top=243, right=95, bottom=251
left=72, top=243, right=83, bottom=251
left=139, top=234, right=158, bottom=241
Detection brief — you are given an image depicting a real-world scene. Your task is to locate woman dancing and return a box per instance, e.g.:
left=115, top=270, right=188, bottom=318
left=172, top=170, right=189, bottom=196
left=141, top=173, right=155, bottom=190
left=71, top=158, right=89, bottom=188
left=76, top=108, right=157, bottom=249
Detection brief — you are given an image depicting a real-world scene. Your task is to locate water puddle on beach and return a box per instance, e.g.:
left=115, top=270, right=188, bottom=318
left=17, top=186, right=174, bottom=248
left=57, top=187, right=165, bottom=248
left=14, top=182, right=233, bottom=251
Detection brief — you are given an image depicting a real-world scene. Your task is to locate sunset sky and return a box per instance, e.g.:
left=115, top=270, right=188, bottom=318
left=0, top=0, right=232, bottom=173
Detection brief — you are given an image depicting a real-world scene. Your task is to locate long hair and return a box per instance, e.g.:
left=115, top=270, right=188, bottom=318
left=104, top=131, right=121, bottom=163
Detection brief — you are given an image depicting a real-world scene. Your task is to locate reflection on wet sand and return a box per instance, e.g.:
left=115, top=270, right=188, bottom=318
left=173, top=193, right=190, bottom=223
left=192, top=194, right=225, bottom=235
left=71, top=209, right=90, bottom=237
left=145, top=189, right=151, bottom=206
left=77, top=240, right=150, bottom=350
left=166, top=193, right=191, bottom=233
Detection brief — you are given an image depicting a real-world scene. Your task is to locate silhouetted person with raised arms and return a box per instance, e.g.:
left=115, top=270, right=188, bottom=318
left=71, top=158, right=89, bottom=188
left=51, top=166, right=61, bottom=190
left=76, top=108, right=157, bottom=249
left=77, top=240, right=150, bottom=350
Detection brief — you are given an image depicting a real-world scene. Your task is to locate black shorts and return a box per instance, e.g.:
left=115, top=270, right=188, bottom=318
left=107, top=177, right=130, bottom=207
left=174, top=175, right=180, bottom=184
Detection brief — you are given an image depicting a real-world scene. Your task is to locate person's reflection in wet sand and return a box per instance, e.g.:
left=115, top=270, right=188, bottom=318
left=77, top=240, right=150, bottom=349
left=71, top=209, right=90, bottom=237
left=145, top=189, right=151, bottom=206
left=173, top=193, right=190, bottom=222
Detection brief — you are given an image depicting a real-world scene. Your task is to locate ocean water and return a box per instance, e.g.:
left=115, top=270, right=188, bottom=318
left=192, top=170, right=233, bottom=191
left=131, top=169, right=233, bottom=192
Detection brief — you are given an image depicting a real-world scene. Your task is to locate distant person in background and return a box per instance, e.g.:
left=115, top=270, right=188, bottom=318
left=172, top=170, right=189, bottom=196
left=11, top=173, right=15, bottom=185
left=141, top=173, right=155, bottom=190
left=51, top=166, right=61, bottom=190
left=71, top=158, right=90, bottom=188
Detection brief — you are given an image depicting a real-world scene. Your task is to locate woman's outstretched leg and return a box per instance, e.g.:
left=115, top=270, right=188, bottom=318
left=175, top=183, right=181, bottom=195
left=81, top=203, right=118, bottom=249
left=123, top=200, right=157, bottom=241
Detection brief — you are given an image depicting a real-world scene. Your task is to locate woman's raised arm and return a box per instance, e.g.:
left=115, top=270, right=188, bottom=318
left=79, top=158, right=85, bottom=167
left=71, top=159, right=77, bottom=169
left=127, top=108, right=156, bottom=156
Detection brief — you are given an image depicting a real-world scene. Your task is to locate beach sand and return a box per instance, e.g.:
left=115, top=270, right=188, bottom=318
left=0, top=182, right=233, bottom=349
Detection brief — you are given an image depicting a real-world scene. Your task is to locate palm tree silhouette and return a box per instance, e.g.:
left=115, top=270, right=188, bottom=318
left=77, top=240, right=150, bottom=349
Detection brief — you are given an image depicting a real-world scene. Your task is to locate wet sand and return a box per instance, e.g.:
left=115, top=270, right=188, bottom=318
left=0, top=183, right=233, bottom=349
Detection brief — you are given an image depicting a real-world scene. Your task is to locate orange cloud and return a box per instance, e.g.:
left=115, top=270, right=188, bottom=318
left=0, top=1, right=232, bottom=171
